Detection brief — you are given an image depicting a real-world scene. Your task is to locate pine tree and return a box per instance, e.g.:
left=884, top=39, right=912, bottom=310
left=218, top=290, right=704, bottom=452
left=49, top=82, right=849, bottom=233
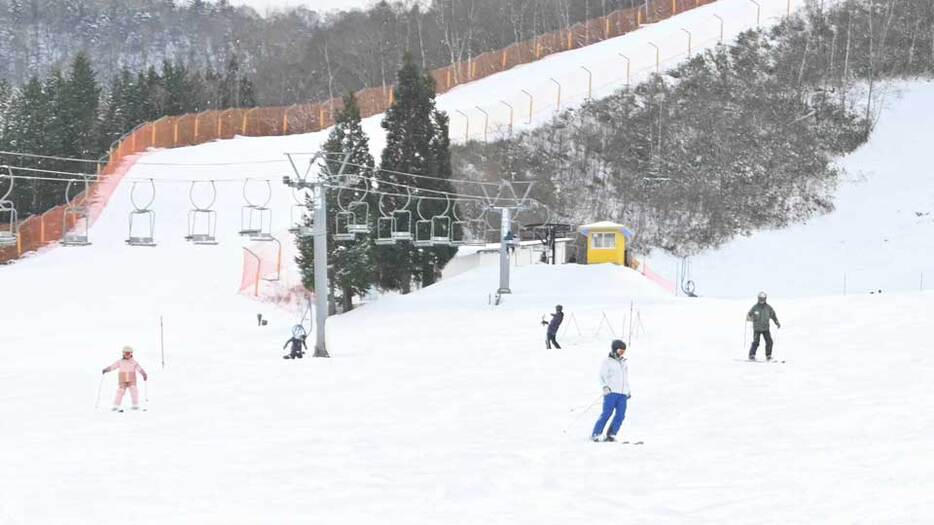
left=60, top=52, right=101, bottom=159
left=375, top=52, right=458, bottom=292
left=0, top=79, right=12, bottom=149
left=296, top=93, right=377, bottom=312
left=6, top=76, right=53, bottom=214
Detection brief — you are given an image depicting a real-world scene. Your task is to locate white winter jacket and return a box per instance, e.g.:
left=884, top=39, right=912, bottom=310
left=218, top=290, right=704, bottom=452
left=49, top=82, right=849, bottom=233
left=599, top=356, right=630, bottom=395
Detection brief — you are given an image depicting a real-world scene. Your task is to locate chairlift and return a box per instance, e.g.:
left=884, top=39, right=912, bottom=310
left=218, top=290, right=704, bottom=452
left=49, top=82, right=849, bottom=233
left=413, top=197, right=433, bottom=247
left=185, top=180, right=218, bottom=245
left=465, top=216, right=489, bottom=246
left=0, top=167, right=19, bottom=248
left=429, top=194, right=452, bottom=245
left=238, top=178, right=274, bottom=242
left=346, top=175, right=371, bottom=234
left=375, top=216, right=395, bottom=245
left=126, top=179, right=157, bottom=247
left=62, top=176, right=92, bottom=246
left=374, top=194, right=395, bottom=246
left=334, top=210, right=356, bottom=241
left=347, top=201, right=370, bottom=233
left=390, top=189, right=413, bottom=241
left=288, top=186, right=314, bottom=239
left=332, top=187, right=358, bottom=241
left=392, top=210, right=412, bottom=241
left=414, top=219, right=432, bottom=247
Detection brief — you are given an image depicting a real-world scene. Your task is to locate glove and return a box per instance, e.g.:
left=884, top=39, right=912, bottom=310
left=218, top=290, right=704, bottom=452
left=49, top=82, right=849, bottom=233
left=101, top=368, right=107, bottom=375
left=142, top=373, right=148, bottom=381
left=626, top=394, right=631, bottom=399
left=602, top=386, right=611, bottom=396
left=776, top=322, right=782, bottom=329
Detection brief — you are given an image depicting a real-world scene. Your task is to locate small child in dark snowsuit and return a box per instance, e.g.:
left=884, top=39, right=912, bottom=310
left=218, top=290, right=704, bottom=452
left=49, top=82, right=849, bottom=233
left=283, top=335, right=307, bottom=359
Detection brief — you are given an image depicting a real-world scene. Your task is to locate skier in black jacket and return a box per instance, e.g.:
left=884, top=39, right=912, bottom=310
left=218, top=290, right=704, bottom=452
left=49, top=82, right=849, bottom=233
left=542, top=305, right=564, bottom=349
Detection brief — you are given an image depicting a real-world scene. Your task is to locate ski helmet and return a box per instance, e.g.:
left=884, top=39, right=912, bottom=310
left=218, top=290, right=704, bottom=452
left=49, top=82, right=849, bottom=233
left=555, top=305, right=563, bottom=312
left=122, top=346, right=134, bottom=357
left=757, top=291, right=767, bottom=301
left=611, top=340, right=627, bottom=352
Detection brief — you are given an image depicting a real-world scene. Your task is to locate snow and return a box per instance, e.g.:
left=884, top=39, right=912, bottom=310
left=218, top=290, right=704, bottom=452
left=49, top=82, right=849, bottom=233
left=228, top=0, right=378, bottom=15
left=651, top=81, right=934, bottom=299
left=2, top=257, right=934, bottom=522
left=445, top=0, right=809, bottom=142
left=2, top=2, right=934, bottom=523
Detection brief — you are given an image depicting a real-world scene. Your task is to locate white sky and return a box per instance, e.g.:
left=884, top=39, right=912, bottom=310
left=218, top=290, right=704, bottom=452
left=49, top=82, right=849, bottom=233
left=228, top=0, right=376, bottom=15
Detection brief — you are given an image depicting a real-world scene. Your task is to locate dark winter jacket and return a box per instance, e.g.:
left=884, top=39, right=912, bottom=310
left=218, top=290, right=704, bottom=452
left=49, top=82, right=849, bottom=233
left=747, top=302, right=779, bottom=332
left=284, top=337, right=307, bottom=354
left=547, top=311, right=564, bottom=335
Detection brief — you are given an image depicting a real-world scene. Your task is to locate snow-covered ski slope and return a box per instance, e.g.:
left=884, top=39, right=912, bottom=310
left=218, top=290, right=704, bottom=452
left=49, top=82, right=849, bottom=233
left=4, top=2, right=934, bottom=523
left=2, top=261, right=934, bottom=523
left=651, top=81, right=934, bottom=298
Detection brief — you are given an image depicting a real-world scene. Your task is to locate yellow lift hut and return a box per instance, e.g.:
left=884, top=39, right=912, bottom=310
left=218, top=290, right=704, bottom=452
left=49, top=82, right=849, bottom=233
left=576, top=221, right=633, bottom=265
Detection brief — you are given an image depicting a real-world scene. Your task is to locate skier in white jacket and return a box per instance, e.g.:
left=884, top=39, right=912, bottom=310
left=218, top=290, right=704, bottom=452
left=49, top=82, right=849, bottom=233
left=592, top=340, right=631, bottom=442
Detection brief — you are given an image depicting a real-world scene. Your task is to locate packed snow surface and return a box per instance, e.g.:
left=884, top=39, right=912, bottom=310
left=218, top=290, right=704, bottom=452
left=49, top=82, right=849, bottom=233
left=2, top=261, right=933, bottom=523
left=2, top=3, right=933, bottom=523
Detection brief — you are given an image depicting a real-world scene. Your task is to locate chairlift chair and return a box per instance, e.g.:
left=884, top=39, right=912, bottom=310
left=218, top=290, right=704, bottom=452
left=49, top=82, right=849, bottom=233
left=464, top=219, right=488, bottom=246
left=187, top=209, right=218, bottom=245
left=347, top=201, right=370, bottom=234
left=413, top=197, right=434, bottom=247
left=390, top=190, right=414, bottom=241
left=238, top=179, right=274, bottom=241
left=186, top=181, right=218, bottom=245
left=61, top=176, right=92, bottom=246
left=0, top=168, right=19, bottom=247
left=391, top=210, right=413, bottom=241
left=0, top=200, right=17, bottom=248
left=414, top=219, right=433, bottom=247
left=463, top=206, right=488, bottom=246
left=126, top=179, right=157, bottom=247
left=375, top=216, right=395, bottom=245
left=429, top=195, right=452, bottom=245
left=287, top=186, right=314, bottom=238
left=431, top=216, right=451, bottom=245
left=334, top=211, right=356, bottom=241
left=288, top=205, right=314, bottom=238
left=450, top=220, right=467, bottom=246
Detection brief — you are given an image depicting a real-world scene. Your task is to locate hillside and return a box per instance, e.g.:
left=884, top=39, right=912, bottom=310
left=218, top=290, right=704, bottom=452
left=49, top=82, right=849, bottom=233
left=652, top=81, right=934, bottom=298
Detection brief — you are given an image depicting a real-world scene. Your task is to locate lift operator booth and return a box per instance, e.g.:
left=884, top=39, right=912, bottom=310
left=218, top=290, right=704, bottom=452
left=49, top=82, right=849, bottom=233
left=576, top=221, right=633, bottom=266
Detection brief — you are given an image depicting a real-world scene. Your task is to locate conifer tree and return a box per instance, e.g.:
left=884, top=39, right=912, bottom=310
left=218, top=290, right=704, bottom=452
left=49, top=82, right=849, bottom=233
left=296, top=93, right=377, bottom=312
left=375, top=52, right=458, bottom=292
left=60, top=52, right=101, bottom=159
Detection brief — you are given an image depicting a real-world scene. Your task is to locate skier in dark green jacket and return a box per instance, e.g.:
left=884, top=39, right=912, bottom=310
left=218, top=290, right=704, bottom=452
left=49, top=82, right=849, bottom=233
left=747, top=291, right=780, bottom=360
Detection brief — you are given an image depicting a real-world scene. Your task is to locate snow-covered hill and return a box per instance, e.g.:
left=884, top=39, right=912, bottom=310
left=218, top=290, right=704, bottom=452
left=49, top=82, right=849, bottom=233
left=651, top=81, right=934, bottom=299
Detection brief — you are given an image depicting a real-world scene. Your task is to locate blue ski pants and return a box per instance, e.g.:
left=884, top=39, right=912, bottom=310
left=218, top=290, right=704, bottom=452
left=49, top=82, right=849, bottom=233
left=592, top=393, right=628, bottom=437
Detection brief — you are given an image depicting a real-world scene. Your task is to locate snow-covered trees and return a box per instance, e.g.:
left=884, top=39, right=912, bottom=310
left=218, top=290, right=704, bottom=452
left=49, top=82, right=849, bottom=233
left=451, top=2, right=909, bottom=256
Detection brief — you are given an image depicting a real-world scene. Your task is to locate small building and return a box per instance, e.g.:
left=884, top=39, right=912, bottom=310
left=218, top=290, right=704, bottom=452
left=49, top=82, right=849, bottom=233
left=575, top=221, right=634, bottom=266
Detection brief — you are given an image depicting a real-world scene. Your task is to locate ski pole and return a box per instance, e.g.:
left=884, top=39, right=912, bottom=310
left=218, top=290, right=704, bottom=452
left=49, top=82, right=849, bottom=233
left=94, top=375, right=104, bottom=409
left=561, top=394, right=603, bottom=434
left=743, top=321, right=749, bottom=353
left=144, top=380, right=150, bottom=404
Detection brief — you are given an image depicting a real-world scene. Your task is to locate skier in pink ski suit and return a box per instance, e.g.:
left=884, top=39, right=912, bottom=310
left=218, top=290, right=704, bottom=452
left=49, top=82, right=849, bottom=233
left=102, top=346, right=148, bottom=411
